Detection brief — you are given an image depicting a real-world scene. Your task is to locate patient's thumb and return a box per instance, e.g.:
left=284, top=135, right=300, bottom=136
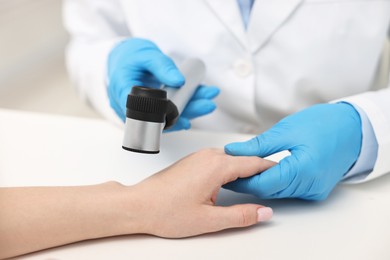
left=213, top=205, right=273, bottom=230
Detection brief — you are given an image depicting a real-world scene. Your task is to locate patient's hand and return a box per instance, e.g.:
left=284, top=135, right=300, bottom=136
left=129, top=148, right=276, bottom=237
left=0, top=149, right=275, bottom=258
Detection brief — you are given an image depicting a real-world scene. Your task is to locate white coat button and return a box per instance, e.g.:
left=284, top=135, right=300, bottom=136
left=234, top=59, right=253, bottom=78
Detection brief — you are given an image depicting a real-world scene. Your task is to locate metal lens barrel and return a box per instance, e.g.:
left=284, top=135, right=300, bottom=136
left=122, top=86, right=169, bottom=154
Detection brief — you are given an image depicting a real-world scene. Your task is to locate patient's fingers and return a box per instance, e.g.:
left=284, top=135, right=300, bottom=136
left=222, top=154, right=276, bottom=185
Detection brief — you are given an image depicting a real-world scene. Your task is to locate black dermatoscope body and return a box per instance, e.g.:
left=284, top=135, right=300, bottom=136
left=122, top=59, right=206, bottom=154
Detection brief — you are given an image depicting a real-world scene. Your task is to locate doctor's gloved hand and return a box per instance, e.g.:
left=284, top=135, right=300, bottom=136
left=224, top=103, right=363, bottom=201
left=107, top=38, right=219, bottom=130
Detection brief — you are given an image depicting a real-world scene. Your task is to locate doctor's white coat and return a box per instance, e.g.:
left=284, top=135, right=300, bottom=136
left=63, top=0, right=390, bottom=182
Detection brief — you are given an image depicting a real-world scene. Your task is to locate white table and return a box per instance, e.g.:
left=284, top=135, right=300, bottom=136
left=1, top=109, right=389, bottom=260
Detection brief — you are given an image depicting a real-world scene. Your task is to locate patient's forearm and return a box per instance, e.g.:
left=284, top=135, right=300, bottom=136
left=0, top=149, right=275, bottom=259
left=0, top=182, right=136, bottom=259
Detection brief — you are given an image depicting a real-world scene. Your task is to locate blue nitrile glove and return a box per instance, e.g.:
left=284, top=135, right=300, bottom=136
left=108, top=38, right=219, bottom=130
left=224, top=103, right=362, bottom=201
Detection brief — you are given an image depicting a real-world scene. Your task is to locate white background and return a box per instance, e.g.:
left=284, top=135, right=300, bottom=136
left=0, top=0, right=98, bottom=118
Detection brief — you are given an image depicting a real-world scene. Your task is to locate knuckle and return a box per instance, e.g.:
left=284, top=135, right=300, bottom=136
left=193, top=149, right=227, bottom=173
left=236, top=207, right=254, bottom=227
left=105, top=180, right=124, bottom=188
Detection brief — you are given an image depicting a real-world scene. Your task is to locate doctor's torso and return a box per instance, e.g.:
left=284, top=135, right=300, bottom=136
left=119, top=0, right=389, bottom=133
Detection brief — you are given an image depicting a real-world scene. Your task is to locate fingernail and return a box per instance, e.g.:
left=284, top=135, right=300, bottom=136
left=257, top=207, right=273, bottom=222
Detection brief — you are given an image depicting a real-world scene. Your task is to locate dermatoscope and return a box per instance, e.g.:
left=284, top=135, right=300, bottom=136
left=122, top=58, right=206, bottom=154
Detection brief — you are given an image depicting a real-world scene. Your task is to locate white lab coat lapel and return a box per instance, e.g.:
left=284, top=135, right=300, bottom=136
left=247, top=0, right=303, bottom=53
left=204, top=0, right=248, bottom=49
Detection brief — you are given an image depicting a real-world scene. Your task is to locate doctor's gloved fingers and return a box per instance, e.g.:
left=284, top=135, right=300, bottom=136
left=181, top=99, right=217, bottom=119
left=139, top=72, right=166, bottom=89
left=223, top=162, right=293, bottom=199
left=224, top=127, right=293, bottom=157
left=109, top=38, right=185, bottom=87
left=143, top=52, right=185, bottom=87
left=190, top=85, right=220, bottom=100
left=207, top=205, right=273, bottom=232
left=224, top=137, right=262, bottom=157
left=164, top=117, right=191, bottom=132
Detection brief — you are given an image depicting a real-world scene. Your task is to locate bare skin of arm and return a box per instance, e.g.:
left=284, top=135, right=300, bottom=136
left=0, top=149, right=275, bottom=259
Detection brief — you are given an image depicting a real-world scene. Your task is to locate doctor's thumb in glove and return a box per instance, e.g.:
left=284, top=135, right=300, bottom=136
left=224, top=103, right=363, bottom=201
left=107, top=38, right=219, bottom=130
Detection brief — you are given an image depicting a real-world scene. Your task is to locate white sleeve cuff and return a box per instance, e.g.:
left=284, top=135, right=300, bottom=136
left=342, top=102, right=379, bottom=181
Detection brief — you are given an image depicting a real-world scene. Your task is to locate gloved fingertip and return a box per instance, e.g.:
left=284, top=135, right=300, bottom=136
left=181, top=99, right=217, bottom=119
left=204, top=87, right=220, bottom=99
left=168, top=117, right=191, bottom=131
left=222, top=177, right=257, bottom=196
left=192, top=86, right=220, bottom=100
left=224, top=143, right=241, bottom=155
left=204, top=101, right=217, bottom=113
left=152, top=57, right=185, bottom=86
left=226, top=137, right=264, bottom=156
left=166, top=70, right=185, bottom=86
left=182, top=119, right=191, bottom=130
